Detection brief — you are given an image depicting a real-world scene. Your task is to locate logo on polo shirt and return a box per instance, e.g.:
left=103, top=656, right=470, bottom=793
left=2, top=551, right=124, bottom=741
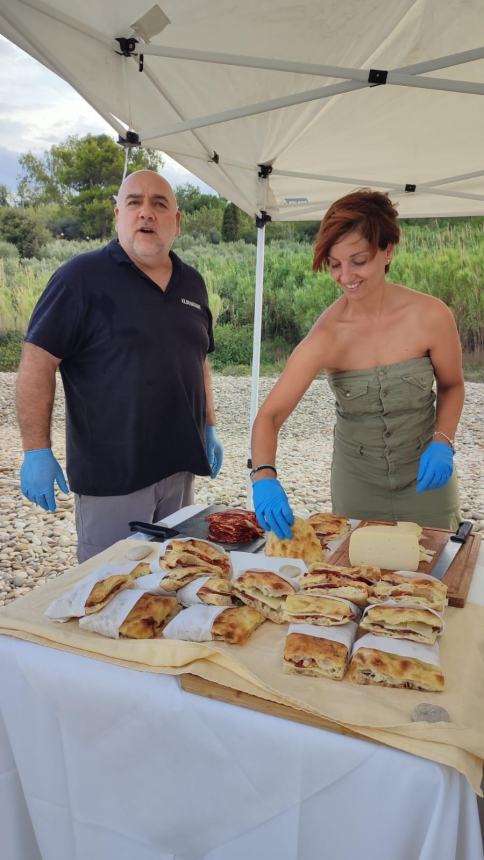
left=181, top=298, right=201, bottom=310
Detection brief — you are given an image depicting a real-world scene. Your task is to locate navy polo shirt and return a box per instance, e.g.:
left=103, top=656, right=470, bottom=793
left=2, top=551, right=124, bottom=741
left=26, top=240, right=214, bottom=495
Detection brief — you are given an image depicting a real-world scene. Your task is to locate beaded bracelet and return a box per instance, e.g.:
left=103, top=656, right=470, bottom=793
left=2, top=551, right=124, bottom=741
left=433, top=431, right=455, bottom=452
left=249, top=464, right=278, bottom=480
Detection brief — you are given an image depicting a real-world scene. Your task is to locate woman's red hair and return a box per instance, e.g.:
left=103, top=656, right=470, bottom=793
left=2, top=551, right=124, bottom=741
left=313, top=189, right=400, bottom=273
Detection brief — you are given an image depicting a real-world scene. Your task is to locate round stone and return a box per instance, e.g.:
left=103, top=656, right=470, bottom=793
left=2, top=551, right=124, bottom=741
left=411, top=703, right=450, bottom=723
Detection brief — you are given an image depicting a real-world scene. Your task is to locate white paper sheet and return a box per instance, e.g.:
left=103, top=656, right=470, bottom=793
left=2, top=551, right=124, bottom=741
left=163, top=604, right=225, bottom=641
left=45, top=560, right=143, bottom=621
left=288, top=621, right=358, bottom=648
left=79, top=590, right=144, bottom=639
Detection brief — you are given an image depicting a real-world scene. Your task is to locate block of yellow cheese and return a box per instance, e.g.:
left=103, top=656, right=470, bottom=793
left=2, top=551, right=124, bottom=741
left=349, top=526, right=420, bottom=571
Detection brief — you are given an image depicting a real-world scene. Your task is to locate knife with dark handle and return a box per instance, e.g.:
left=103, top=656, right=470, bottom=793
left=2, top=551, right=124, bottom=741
left=128, top=521, right=181, bottom=541
left=430, top=520, right=473, bottom=580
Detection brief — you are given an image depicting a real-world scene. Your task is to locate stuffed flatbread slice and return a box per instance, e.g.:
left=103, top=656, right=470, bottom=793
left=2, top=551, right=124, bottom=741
left=85, top=562, right=150, bottom=614
left=211, top=605, right=265, bottom=644
left=119, top=594, right=179, bottom=639
left=359, top=605, right=443, bottom=644
left=349, top=643, right=444, bottom=691
left=284, top=594, right=358, bottom=626
left=161, top=539, right=231, bottom=577
left=283, top=631, right=349, bottom=679
left=233, top=569, right=297, bottom=623
left=369, top=572, right=447, bottom=611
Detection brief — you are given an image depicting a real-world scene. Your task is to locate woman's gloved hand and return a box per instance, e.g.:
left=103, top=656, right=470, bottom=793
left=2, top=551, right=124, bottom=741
left=20, top=448, right=69, bottom=512
left=204, top=425, right=223, bottom=479
left=252, top=478, right=294, bottom=539
left=416, top=441, right=453, bottom=493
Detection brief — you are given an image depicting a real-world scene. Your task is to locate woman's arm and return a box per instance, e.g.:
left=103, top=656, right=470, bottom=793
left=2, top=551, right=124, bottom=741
left=415, top=298, right=464, bottom=495
left=428, top=299, right=465, bottom=445
left=251, top=324, right=328, bottom=477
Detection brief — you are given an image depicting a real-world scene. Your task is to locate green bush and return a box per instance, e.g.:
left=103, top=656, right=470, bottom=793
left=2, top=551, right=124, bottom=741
left=0, top=240, right=19, bottom=260
left=211, top=324, right=254, bottom=368
left=0, top=208, right=50, bottom=258
left=0, top=331, right=23, bottom=370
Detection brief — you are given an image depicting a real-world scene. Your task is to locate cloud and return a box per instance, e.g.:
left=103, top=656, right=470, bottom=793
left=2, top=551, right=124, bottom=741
left=0, top=147, right=21, bottom=190
left=0, top=36, right=217, bottom=196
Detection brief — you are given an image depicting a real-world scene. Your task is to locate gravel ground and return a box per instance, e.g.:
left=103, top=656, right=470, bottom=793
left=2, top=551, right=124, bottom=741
left=1, top=371, right=483, bottom=606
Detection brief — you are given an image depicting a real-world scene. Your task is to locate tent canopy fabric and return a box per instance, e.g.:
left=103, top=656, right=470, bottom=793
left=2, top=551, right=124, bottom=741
left=1, top=0, right=483, bottom=220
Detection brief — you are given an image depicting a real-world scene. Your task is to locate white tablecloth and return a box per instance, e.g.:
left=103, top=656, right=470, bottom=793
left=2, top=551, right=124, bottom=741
left=1, top=506, right=483, bottom=860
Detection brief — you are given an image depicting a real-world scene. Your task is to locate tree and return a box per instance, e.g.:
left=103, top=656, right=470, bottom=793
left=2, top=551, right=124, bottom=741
left=175, top=183, right=224, bottom=213
left=0, top=184, right=10, bottom=207
left=16, top=134, right=163, bottom=238
left=221, top=202, right=240, bottom=242
left=0, top=208, right=50, bottom=257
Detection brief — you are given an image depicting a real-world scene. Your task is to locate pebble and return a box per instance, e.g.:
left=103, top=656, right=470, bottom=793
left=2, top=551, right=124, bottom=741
left=1, top=371, right=483, bottom=605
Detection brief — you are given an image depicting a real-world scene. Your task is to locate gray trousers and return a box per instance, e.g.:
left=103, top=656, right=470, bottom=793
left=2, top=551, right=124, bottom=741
left=75, top=471, right=195, bottom=563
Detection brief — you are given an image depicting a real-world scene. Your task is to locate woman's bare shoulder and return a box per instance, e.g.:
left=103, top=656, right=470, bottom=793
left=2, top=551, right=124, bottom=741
left=393, top=284, right=454, bottom=320
left=310, top=296, right=346, bottom=333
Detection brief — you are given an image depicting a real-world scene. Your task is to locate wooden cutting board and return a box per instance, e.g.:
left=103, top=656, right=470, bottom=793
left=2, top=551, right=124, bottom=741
left=180, top=673, right=388, bottom=746
left=327, top=523, right=481, bottom=608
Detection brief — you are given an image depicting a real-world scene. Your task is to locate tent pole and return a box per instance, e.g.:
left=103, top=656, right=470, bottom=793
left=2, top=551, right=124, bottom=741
left=246, top=214, right=268, bottom=509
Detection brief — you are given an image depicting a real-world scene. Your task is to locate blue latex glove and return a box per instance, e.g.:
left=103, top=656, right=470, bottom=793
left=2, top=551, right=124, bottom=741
left=416, top=441, right=453, bottom=493
left=20, top=448, right=69, bottom=512
left=205, top=425, right=223, bottom=479
left=252, top=478, right=294, bottom=539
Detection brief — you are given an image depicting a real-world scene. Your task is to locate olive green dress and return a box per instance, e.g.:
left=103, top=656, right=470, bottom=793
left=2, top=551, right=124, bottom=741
left=327, top=356, right=460, bottom=529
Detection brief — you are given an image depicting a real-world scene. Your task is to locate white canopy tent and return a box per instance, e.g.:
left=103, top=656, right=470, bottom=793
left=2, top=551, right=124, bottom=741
left=1, top=0, right=483, bottom=477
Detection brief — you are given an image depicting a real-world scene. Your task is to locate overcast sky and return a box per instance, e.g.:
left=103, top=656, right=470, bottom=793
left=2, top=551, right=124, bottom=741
left=0, top=35, right=216, bottom=195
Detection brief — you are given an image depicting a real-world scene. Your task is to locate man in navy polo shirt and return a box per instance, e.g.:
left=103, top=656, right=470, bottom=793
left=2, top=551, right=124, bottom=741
left=16, top=170, right=223, bottom=562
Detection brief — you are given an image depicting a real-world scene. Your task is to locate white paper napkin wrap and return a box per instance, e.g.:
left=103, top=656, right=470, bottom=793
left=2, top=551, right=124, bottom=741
left=177, top=576, right=211, bottom=606
left=45, top=560, right=143, bottom=621
left=130, top=573, right=175, bottom=596
left=288, top=621, right=358, bottom=648
left=79, top=590, right=145, bottom=639
left=163, top=604, right=225, bottom=641
left=361, top=602, right=445, bottom=634
left=351, top=632, right=441, bottom=668
left=230, top=551, right=304, bottom=588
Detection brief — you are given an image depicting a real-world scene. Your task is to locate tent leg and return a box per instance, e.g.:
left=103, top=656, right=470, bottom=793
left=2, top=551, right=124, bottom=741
left=246, top=222, right=266, bottom=509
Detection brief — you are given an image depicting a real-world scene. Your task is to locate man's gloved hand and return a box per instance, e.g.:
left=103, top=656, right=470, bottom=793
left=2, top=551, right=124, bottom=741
left=252, top=478, right=294, bottom=539
left=205, top=425, right=223, bottom=479
left=416, top=441, right=453, bottom=493
left=20, top=448, right=69, bottom=512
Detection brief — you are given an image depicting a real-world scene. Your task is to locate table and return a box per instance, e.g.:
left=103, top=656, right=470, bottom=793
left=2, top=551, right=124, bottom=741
left=1, top=506, right=483, bottom=860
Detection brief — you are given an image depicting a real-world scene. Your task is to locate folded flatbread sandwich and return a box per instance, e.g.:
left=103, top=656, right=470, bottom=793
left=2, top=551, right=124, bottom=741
left=369, top=572, right=447, bottom=611
left=349, top=636, right=444, bottom=692
left=283, top=630, right=350, bottom=680
left=265, top=517, right=324, bottom=565
left=119, top=594, right=179, bottom=639
left=307, top=512, right=351, bottom=544
left=161, top=538, right=231, bottom=577
left=299, top=562, right=380, bottom=606
left=233, top=569, right=297, bottom=623
left=359, top=605, right=443, bottom=645
left=84, top=562, right=150, bottom=614
left=163, top=603, right=265, bottom=645
left=178, top=575, right=240, bottom=607
left=284, top=593, right=359, bottom=626
left=212, top=605, right=265, bottom=644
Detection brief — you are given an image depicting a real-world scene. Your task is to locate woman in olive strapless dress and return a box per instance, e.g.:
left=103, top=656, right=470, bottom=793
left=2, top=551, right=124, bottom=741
left=250, top=190, right=464, bottom=538
left=327, top=356, right=460, bottom=529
